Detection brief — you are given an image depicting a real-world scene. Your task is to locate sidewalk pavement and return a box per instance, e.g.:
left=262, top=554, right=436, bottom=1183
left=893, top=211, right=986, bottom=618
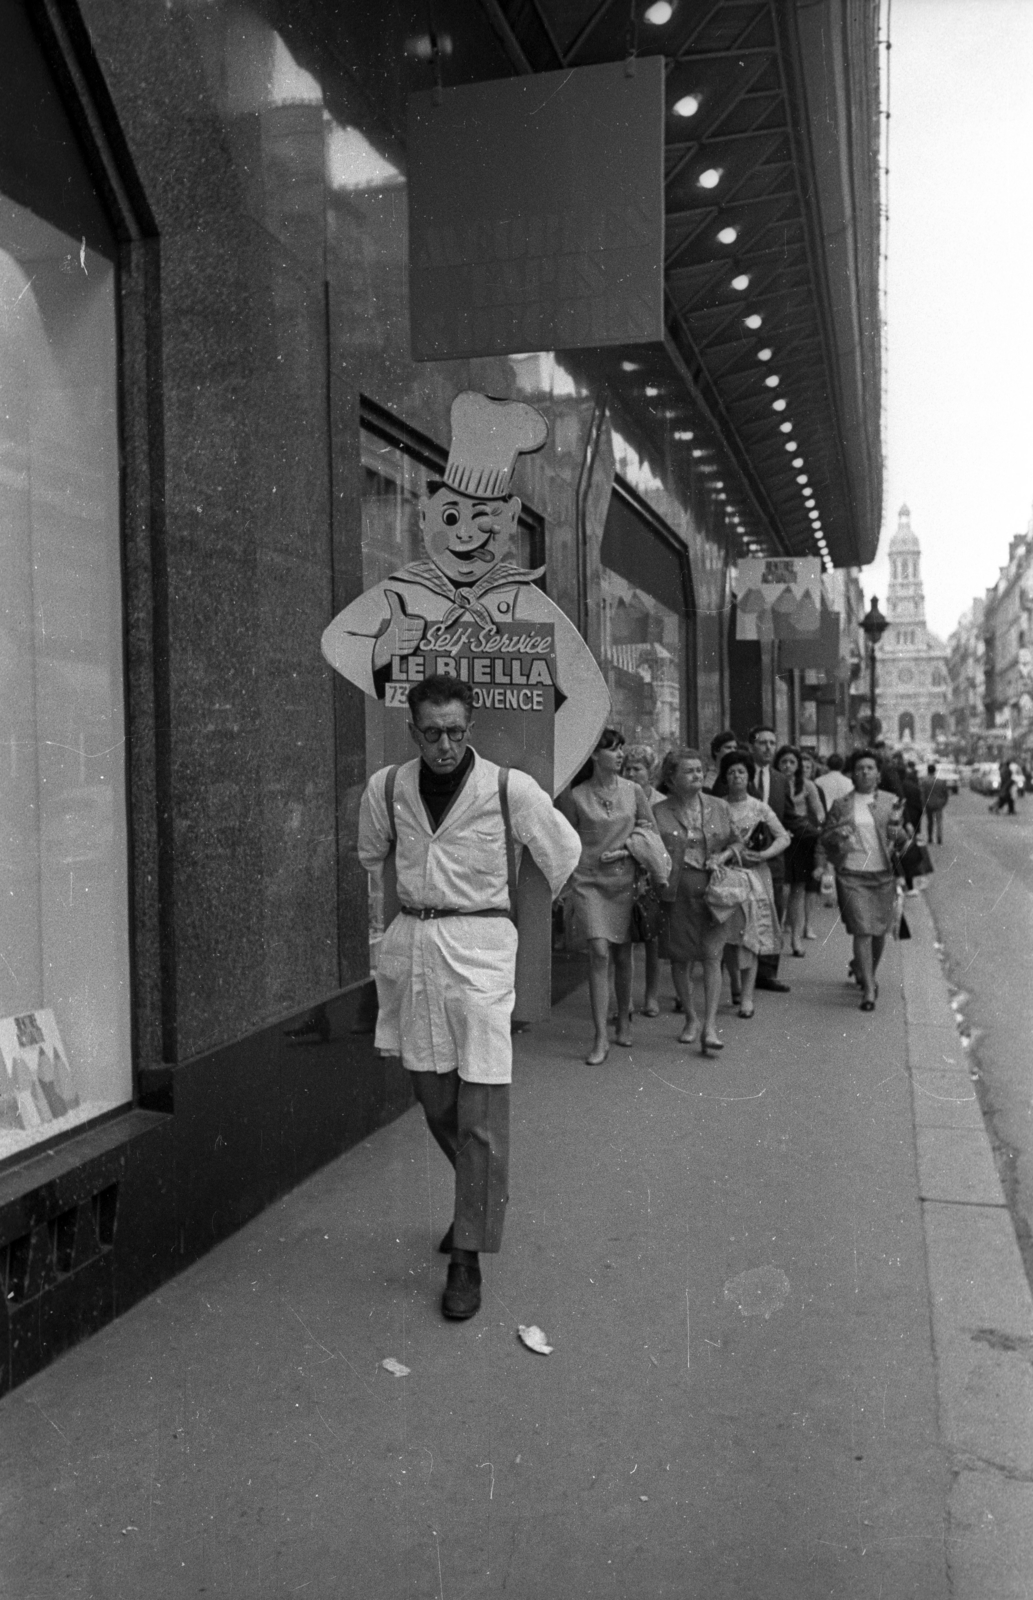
left=2, top=897, right=1029, bottom=1599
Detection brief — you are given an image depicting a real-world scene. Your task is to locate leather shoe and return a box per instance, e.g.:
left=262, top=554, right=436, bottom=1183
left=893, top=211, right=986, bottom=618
left=442, top=1261, right=482, bottom=1320
left=755, top=977, right=791, bottom=993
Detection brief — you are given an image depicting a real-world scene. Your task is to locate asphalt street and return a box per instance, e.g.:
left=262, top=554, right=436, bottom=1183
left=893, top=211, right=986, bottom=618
left=922, top=786, right=1033, bottom=1279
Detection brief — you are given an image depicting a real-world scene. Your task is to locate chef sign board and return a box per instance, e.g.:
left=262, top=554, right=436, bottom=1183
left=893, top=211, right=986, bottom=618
left=321, top=391, right=610, bottom=1017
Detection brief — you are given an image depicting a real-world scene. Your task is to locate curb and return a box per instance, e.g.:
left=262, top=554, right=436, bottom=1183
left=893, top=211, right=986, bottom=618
left=901, top=894, right=1033, bottom=1599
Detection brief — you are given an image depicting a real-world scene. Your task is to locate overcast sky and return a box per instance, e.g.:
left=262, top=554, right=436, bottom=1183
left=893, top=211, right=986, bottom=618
left=865, top=0, right=1033, bottom=641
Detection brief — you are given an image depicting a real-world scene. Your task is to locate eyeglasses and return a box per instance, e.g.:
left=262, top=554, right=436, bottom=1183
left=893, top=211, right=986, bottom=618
left=413, top=723, right=469, bottom=745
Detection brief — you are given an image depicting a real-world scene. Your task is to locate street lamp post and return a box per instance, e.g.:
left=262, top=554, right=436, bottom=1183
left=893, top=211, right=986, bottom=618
left=861, top=597, right=889, bottom=742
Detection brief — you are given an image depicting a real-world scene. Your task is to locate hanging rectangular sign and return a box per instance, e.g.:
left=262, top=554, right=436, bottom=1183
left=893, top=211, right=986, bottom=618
left=735, top=557, right=823, bottom=642
left=778, top=602, right=842, bottom=672
left=407, top=58, right=665, bottom=360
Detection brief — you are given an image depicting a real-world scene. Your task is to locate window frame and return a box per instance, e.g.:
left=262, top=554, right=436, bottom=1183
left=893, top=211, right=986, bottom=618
left=0, top=1, right=164, bottom=1166
left=599, top=475, right=697, bottom=749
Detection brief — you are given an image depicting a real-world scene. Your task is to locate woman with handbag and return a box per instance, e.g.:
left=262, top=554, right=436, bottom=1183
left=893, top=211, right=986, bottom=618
left=653, top=748, right=742, bottom=1056
left=775, top=745, right=824, bottom=957
left=622, top=743, right=665, bottom=1016
left=718, top=750, right=791, bottom=1018
left=559, top=729, right=670, bottom=1065
left=814, top=748, right=912, bottom=1011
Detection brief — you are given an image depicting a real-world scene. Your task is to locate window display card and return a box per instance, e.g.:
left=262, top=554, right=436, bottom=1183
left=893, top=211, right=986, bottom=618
left=0, top=1008, right=78, bottom=1131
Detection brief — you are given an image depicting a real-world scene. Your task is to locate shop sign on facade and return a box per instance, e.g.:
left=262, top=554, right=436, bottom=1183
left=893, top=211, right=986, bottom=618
left=735, top=558, right=823, bottom=642
left=323, top=392, right=608, bottom=791
left=383, top=621, right=558, bottom=788
left=407, top=60, right=665, bottom=360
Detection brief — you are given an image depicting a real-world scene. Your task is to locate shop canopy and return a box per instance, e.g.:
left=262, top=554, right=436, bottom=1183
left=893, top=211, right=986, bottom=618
left=469, top=0, right=883, bottom=571
left=285, top=0, right=881, bottom=571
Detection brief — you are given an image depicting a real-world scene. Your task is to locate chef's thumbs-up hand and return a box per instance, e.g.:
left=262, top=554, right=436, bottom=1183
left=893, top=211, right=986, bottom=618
left=372, top=588, right=426, bottom=673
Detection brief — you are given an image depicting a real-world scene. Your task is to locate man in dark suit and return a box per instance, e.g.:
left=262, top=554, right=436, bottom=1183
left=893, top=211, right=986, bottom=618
left=747, top=723, right=798, bottom=993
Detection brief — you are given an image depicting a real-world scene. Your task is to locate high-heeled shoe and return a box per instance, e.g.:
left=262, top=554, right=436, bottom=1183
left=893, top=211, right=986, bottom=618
left=614, top=1010, right=633, bottom=1047
left=700, top=1031, right=724, bottom=1056
left=859, top=983, right=878, bottom=1012
left=585, top=1042, right=610, bottom=1064
left=678, top=1021, right=700, bottom=1045
left=737, top=1003, right=755, bottom=1019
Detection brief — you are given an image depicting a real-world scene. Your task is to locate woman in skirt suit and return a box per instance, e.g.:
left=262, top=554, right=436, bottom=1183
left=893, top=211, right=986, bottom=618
left=816, top=749, right=912, bottom=1011
left=560, top=729, right=669, bottom=1064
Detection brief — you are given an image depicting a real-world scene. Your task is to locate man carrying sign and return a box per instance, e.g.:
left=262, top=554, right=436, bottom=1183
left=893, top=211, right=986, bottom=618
left=358, top=673, right=580, bottom=1321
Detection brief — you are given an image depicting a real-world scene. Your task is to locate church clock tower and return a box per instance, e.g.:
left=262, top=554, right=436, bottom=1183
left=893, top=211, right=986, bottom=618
left=876, top=505, right=949, bottom=747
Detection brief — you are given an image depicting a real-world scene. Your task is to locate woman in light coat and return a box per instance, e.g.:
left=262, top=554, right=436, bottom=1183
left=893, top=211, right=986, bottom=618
left=816, top=749, right=912, bottom=1011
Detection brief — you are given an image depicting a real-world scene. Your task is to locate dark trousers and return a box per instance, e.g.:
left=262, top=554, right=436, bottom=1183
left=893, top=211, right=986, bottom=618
left=757, top=868, right=784, bottom=982
left=409, top=1071, right=509, bottom=1253
left=926, top=809, right=944, bottom=844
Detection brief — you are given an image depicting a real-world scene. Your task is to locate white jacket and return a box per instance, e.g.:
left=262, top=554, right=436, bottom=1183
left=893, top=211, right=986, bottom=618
left=357, top=752, right=581, bottom=1081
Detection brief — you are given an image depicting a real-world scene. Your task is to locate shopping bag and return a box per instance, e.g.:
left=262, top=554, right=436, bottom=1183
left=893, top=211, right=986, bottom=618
left=703, top=864, right=753, bottom=922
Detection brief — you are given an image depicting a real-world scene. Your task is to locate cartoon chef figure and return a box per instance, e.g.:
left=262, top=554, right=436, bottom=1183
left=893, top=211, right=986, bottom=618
left=321, top=390, right=610, bottom=793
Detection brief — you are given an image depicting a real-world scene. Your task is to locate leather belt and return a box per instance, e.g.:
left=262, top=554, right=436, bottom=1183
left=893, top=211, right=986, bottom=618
left=399, top=905, right=511, bottom=920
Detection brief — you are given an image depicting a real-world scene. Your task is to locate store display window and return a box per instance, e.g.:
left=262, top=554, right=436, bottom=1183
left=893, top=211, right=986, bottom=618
left=599, top=484, right=690, bottom=758
left=0, top=9, right=131, bottom=1161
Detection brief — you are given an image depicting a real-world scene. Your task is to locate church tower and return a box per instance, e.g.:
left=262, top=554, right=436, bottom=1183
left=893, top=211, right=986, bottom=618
left=876, top=505, right=949, bottom=747
left=886, top=504, right=925, bottom=637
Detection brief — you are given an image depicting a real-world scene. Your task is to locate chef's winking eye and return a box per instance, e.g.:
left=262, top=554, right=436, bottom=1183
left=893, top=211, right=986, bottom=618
left=442, top=506, right=461, bottom=527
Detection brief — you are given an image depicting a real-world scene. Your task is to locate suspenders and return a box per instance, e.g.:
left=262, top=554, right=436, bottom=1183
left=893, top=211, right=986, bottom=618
left=383, top=763, right=518, bottom=922
left=496, top=767, right=518, bottom=922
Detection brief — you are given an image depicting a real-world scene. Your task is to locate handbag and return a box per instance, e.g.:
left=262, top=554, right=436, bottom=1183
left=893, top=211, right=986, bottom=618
left=703, top=863, right=753, bottom=922
left=894, top=838, right=933, bottom=880
left=745, top=818, right=774, bottom=853
left=629, top=869, right=664, bottom=943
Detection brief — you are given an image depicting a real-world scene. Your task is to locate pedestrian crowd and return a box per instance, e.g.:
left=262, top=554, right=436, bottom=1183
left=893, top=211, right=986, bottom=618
left=558, top=723, right=956, bottom=1054
left=357, top=674, right=958, bottom=1323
